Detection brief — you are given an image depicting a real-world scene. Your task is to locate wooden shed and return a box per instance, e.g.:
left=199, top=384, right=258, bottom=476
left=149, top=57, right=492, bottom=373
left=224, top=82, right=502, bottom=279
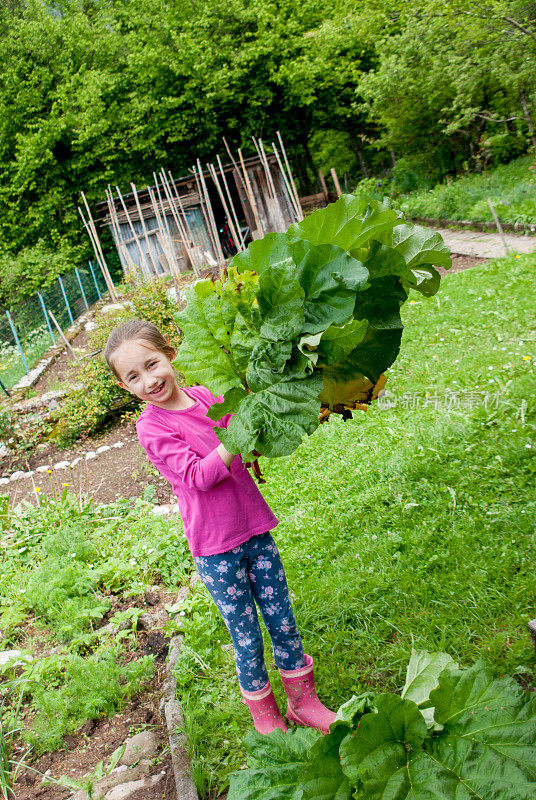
left=97, top=149, right=304, bottom=280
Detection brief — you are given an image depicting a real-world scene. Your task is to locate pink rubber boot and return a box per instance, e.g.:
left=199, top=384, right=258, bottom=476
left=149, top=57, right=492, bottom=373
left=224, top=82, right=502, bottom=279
left=240, top=682, right=288, bottom=735
left=279, top=654, right=337, bottom=734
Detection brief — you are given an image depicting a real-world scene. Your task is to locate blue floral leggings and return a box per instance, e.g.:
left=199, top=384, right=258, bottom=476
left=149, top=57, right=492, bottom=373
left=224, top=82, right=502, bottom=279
left=193, top=532, right=305, bottom=691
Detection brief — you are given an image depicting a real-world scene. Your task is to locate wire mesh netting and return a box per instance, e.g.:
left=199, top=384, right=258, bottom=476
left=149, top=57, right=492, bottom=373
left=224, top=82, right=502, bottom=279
left=0, top=262, right=109, bottom=393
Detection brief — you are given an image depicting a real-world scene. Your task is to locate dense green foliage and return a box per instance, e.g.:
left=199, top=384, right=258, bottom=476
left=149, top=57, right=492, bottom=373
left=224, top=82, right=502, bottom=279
left=175, top=194, right=450, bottom=458
left=0, top=489, right=194, bottom=754
left=173, top=252, right=535, bottom=796
left=401, top=155, right=536, bottom=226
left=1, top=0, right=535, bottom=302
left=228, top=650, right=536, bottom=799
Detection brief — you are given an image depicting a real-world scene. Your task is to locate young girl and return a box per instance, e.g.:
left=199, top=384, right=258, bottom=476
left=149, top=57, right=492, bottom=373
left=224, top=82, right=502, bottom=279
left=104, top=318, right=336, bottom=735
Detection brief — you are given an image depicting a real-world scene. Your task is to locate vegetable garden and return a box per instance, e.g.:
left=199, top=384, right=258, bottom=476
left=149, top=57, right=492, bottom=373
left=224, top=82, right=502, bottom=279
left=1, top=202, right=535, bottom=799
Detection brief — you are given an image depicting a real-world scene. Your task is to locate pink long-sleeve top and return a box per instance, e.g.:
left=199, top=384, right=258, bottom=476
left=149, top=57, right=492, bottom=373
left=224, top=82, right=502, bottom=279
left=135, top=385, right=278, bottom=557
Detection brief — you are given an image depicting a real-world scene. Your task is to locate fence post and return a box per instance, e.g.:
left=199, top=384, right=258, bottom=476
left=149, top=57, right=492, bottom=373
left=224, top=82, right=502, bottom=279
left=38, top=292, right=55, bottom=345
left=75, top=267, right=90, bottom=311
left=5, top=310, right=29, bottom=374
left=88, top=260, right=102, bottom=300
left=58, top=276, right=74, bottom=325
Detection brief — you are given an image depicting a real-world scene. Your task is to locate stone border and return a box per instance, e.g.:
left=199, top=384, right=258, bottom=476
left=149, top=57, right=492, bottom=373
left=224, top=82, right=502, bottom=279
left=160, top=636, right=200, bottom=800
left=0, top=440, right=127, bottom=484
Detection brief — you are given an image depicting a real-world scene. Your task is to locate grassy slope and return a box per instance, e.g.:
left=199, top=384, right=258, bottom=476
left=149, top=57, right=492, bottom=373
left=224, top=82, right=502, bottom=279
left=179, top=252, right=536, bottom=797
left=400, top=155, right=536, bottom=225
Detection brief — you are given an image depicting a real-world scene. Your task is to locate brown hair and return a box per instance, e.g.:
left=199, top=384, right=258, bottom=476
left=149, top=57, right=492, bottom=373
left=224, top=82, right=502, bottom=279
left=104, top=319, right=175, bottom=378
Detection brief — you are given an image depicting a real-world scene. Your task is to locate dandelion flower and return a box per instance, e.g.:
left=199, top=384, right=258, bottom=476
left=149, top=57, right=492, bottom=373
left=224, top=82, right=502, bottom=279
left=62, top=482, right=70, bottom=487
left=35, top=487, right=41, bottom=493
left=522, top=355, right=531, bottom=361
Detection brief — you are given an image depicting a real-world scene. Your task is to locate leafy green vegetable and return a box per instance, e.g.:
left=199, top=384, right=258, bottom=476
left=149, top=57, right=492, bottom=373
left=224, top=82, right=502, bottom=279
left=227, top=652, right=536, bottom=800
left=175, top=194, right=451, bottom=458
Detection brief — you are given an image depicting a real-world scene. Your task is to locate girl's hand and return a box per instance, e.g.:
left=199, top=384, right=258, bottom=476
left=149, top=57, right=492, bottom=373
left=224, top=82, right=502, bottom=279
left=216, top=443, right=235, bottom=468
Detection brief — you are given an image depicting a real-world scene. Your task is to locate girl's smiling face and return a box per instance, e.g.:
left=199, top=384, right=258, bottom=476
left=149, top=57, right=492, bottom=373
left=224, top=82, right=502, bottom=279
left=113, top=337, right=181, bottom=408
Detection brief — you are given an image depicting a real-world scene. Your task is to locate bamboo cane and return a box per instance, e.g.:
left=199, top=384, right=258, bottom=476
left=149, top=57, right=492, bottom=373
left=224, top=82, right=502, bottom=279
left=159, top=170, right=200, bottom=275
left=251, top=137, right=275, bottom=201
left=153, top=171, right=181, bottom=274
left=147, top=185, right=181, bottom=282
left=196, top=159, right=225, bottom=265
left=106, top=186, right=135, bottom=279
left=168, top=170, right=197, bottom=248
left=257, top=139, right=278, bottom=201
left=330, top=167, right=342, bottom=197
left=216, top=154, right=246, bottom=250
left=48, top=310, right=80, bottom=360
left=276, top=130, right=303, bottom=221
left=238, top=148, right=265, bottom=237
left=80, top=192, right=118, bottom=297
left=78, top=205, right=117, bottom=299
left=192, top=164, right=219, bottom=259
left=208, top=162, right=243, bottom=253
left=115, top=185, right=151, bottom=281
left=131, top=182, right=158, bottom=277
left=272, top=141, right=301, bottom=221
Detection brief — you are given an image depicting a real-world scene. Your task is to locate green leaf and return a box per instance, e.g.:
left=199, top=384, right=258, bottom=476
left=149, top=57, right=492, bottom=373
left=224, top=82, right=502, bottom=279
left=232, top=232, right=292, bottom=276
left=410, top=266, right=441, bottom=297
left=174, top=281, right=244, bottom=395
left=246, top=340, right=294, bottom=392
left=315, top=319, right=369, bottom=366
left=290, top=240, right=368, bottom=335
left=300, top=725, right=352, bottom=800
left=401, top=648, right=456, bottom=711
left=256, top=260, right=305, bottom=341
left=245, top=726, right=321, bottom=768
left=289, top=194, right=400, bottom=254
left=392, top=224, right=452, bottom=270
left=216, top=370, right=323, bottom=457
left=207, top=386, right=248, bottom=422
left=340, top=694, right=428, bottom=788
left=227, top=728, right=319, bottom=800
left=425, top=661, right=536, bottom=797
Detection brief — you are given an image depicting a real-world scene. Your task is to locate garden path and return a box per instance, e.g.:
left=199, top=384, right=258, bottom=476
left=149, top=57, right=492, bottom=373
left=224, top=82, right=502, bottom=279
left=433, top=226, right=536, bottom=259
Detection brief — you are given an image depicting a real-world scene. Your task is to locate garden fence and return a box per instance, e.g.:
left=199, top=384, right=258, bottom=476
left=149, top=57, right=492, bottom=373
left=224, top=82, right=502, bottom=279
left=0, top=261, right=111, bottom=394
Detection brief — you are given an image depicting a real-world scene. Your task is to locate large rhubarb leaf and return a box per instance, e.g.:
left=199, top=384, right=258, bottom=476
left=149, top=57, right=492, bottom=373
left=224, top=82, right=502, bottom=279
left=174, top=281, right=245, bottom=395
left=426, top=661, right=536, bottom=798
left=227, top=727, right=319, bottom=800
left=215, top=367, right=323, bottom=458
left=227, top=655, right=536, bottom=800
left=401, top=648, right=457, bottom=728
left=300, top=726, right=352, bottom=800
left=175, top=193, right=450, bottom=459
left=339, top=694, right=428, bottom=789
left=288, top=194, right=400, bottom=254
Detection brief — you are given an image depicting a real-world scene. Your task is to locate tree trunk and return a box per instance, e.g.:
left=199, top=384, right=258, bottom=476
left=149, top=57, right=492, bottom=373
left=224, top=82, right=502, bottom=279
left=520, top=88, right=536, bottom=160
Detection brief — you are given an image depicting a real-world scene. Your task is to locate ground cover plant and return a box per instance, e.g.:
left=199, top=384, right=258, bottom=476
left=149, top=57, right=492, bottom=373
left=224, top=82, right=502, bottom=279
left=227, top=649, right=536, bottom=799
left=0, top=487, right=193, bottom=769
left=399, top=155, right=536, bottom=227
left=173, top=250, right=535, bottom=797
left=175, top=194, right=451, bottom=460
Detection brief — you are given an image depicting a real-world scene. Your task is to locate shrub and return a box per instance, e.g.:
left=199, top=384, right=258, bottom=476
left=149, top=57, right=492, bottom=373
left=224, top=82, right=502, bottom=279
left=55, top=277, right=183, bottom=445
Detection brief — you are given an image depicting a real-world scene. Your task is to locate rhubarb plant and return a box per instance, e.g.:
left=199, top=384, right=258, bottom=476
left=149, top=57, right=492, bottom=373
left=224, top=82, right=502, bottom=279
left=174, top=194, right=451, bottom=459
left=227, top=650, right=536, bottom=800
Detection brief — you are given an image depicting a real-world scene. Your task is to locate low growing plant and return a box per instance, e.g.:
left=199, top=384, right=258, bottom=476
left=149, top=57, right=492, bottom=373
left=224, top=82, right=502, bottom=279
left=228, top=649, right=536, bottom=800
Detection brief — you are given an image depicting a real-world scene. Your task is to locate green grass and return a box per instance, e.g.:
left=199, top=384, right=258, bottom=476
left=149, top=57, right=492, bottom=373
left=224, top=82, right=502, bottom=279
left=175, top=251, right=536, bottom=797
left=399, top=155, right=536, bottom=226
